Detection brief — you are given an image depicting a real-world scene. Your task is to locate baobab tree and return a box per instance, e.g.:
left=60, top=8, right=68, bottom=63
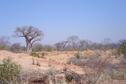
left=14, top=26, right=43, bottom=52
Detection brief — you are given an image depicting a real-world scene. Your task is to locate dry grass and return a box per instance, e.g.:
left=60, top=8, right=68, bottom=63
left=0, top=50, right=125, bottom=84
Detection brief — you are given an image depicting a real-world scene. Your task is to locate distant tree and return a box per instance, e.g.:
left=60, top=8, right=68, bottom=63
left=54, top=42, right=62, bottom=51
left=79, top=40, right=89, bottom=50
left=101, top=38, right=117, bottom=50
left=32, top=43, right=43, bottom=52
left=54, top=41, right=68, bottom=51
left=43, top=45, right=54, bottom=52
left=0, top=37, right=10, bottom=50
left=102, top=38, right=112, bottom=45
left=14, top=26, right=43, bottom=52
left=10, top=43, right=23, bottom=53
left=67, top=36, right=80, bottom=51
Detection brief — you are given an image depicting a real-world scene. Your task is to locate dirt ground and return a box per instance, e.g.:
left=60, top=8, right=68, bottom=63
left=0, top=50, right=126, bottom=84
left=0, top=50, right=85, bottom=74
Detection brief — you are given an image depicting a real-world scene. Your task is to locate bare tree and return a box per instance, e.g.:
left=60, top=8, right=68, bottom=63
left=54, top=41, right=68, bottom=51
left=79, top=40, right=89, bottom=50
left=67, top=36, right=80, bottom=51
left=14, top=26, right=43, bottom=52
left=81, top=54, right=112, bottom=84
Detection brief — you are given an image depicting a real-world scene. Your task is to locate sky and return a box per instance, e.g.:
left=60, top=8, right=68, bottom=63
left=0, top=0, right=126, bottom=45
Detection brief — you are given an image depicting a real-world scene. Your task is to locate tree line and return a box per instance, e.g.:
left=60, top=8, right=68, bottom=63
left=0, top=26, right=124, bottom=53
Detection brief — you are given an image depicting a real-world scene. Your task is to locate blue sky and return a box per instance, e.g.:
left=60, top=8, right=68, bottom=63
left=0, top=0, right=126, bottom=44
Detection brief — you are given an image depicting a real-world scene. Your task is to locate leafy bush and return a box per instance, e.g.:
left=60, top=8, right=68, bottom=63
left=30, top=52, right=46, bottom=58
left=0, top=58, right=21, bottom=84
left=118, top=40, right=126, bottom=59
left=30, top=52, right=39, bottom=58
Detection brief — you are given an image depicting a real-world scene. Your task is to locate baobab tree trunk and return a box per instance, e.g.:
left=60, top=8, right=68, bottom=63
left=26, top=40, right=32, bottom=53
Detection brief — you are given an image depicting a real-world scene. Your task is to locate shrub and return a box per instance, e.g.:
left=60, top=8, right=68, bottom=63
left=20, top=70, right=49, bottom=84
left=10, top=43, right=23, bottom=53
left=32, top=43, right=43, bottom=52
left=64, top=69, right=81, bottom=84
left=67, top=52, right=81, bottom=65
left=111, top=69, right=125, bottom=80
left=118, top=40, right=126, bottom=59
left=31, top=58, right=41, bottom=67
left=30, top=52, right=39, bottom=58
left=36, top=60, right=41, bottom=67
left=41, top=52, right=45, bottom=58
left=67, top=54, right=100, bottom=68
left=74, top=52, right=81, bottom=59
left=45, top=67, right=58, bottom=84
left=67, top=56, right=81, bottom=65
left=0, top=58, right=21, bottom=84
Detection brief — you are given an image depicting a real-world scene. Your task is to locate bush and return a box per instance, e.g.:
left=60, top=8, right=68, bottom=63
left=10, top=43, right=23, bottom=53
left=32, top=43, right=43, bottom=52
left=64, top=70, right=81, bottom=84
left=0, top=58, right=21, bottom=84
left=30, top=52, right=39, bottom=58
left=67, top=54, right=100, bottom=68
left=20, top=70, right=49, bottom=84
left=118, top=40, right=126, bottom=59
left=74, top=52, right=81, bottom=59
left=41, top=52, right=45, bottom=58
left=67, top=52, right=82, bottom=65
left=111, top=69, right=125, bottom=80
left=30, top=52, right=46, bottom=58
left=67, top=55, right=87, bottom=66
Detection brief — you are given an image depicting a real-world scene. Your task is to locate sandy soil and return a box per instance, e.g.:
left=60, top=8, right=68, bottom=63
left=0, top=50, right=84, bottom=74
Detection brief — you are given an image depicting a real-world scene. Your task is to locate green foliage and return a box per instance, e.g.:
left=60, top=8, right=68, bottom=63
left=30, top=52, right=39, bottom=58
left=118, top=40, right=126, bottom=59
left=0, top=58, right=21, bottom=84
